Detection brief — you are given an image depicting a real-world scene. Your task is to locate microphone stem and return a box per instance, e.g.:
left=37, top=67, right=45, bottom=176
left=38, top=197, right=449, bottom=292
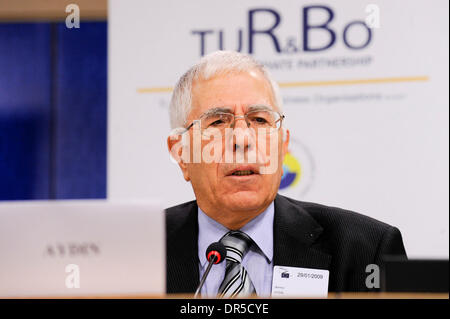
left=194, top=255, right=217, bottom=298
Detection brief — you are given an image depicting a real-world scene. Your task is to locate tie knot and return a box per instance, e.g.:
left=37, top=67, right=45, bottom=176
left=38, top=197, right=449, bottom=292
left=220, top=230, right=253, bottom=264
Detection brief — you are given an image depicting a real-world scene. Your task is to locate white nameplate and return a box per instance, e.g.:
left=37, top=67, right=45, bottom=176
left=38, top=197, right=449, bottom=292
left=271, top=265, right=329, bottom=297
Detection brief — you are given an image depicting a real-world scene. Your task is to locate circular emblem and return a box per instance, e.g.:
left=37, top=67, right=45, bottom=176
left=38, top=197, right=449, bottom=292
left=279, top=137, right=315, bottom=197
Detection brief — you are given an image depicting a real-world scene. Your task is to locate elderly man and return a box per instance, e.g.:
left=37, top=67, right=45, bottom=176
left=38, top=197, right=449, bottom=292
left=166, top=51, right=406, bottom=297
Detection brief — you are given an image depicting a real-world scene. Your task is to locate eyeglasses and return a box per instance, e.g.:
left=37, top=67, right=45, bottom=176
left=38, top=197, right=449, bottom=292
left=184, top=109, right=285, bottom=137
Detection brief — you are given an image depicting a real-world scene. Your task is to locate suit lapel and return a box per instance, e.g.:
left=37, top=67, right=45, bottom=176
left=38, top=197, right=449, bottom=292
left=166, top=201, right=199, bottom=293
left=273, top=194, right=331, bottom=270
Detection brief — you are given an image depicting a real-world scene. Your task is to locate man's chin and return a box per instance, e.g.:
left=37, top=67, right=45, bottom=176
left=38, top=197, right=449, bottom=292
left=223, top=191, right=266, bottom=212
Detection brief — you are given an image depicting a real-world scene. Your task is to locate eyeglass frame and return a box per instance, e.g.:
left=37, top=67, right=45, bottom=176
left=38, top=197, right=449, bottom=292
left=182, top=105, right=286, bottom=136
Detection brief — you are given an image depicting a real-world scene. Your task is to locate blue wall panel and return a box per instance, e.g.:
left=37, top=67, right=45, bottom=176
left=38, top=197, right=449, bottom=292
left=54, top=22, right=107, bottom=199
left=0, top=22, right=107, bottom=200
left=0, top=24, right=52, bottom=200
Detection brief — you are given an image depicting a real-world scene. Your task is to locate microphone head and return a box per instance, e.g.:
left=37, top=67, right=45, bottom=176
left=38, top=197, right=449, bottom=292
left=206, top=242, right=227, bottom=264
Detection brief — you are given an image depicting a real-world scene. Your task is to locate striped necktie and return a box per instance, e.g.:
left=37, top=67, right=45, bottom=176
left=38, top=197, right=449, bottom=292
left=217, top=230, right=256, bottom=298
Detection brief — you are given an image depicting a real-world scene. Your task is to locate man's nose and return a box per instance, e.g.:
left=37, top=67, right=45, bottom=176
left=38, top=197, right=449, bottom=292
left=232, top=116, right=253, bottom=152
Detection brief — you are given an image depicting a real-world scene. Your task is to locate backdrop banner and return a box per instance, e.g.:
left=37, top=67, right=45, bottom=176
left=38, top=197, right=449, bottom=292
left=109, top=0, right=449, bottom=258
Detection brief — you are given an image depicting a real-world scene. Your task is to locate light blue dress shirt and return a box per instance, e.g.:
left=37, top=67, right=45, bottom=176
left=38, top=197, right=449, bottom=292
left=197, top=202, right=274, bottom=297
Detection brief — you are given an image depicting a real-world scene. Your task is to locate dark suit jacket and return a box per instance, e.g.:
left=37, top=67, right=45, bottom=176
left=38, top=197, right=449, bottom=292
left=165, top=194, right=407, bottom=293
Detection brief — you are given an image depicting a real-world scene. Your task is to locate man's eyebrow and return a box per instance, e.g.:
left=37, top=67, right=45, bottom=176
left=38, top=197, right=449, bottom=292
left=246, top=104, right=273, bottom=112
left=201, top=107, right=233, bottom=117
left=199, top=105, right=273, bottom=118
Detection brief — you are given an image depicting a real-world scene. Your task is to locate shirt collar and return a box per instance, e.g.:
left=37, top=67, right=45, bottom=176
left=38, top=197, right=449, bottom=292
left=197, top=202, right=274, bottom=268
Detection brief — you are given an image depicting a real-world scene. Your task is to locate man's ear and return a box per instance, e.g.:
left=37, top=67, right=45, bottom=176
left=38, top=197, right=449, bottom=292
left=282, top=128, right=290, bottom=158
left=167, top=135, right=190, bottom=181
left=280, top=129, right=290, bottom=176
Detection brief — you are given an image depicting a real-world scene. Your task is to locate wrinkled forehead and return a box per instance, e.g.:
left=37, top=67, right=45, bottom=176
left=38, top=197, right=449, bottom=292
left=189, top=70, right=278, bottom=118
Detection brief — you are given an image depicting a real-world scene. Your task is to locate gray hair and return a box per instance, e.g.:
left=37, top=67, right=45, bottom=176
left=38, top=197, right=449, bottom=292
left=169, top=50, right=283, bottom=129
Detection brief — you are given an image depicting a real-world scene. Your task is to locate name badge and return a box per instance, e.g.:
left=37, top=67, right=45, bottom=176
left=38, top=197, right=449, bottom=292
left=271, top=265, right=329, bottom=297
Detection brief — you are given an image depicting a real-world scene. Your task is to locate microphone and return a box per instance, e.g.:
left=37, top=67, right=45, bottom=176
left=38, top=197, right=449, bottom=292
left=194, top=242, right=227, bottom=298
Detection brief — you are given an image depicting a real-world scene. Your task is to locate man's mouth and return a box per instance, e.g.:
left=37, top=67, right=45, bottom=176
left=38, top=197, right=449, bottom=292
left=227, top=166, right=259, bottom=176
left=231, top=170, right=255, bottom=176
